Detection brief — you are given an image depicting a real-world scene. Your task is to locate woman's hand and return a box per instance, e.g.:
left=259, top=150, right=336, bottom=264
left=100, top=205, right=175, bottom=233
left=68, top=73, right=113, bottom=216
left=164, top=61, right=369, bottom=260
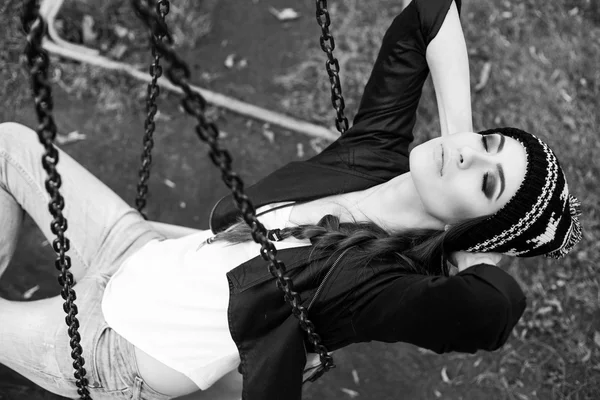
left=449, top=250, right=503, bottom=272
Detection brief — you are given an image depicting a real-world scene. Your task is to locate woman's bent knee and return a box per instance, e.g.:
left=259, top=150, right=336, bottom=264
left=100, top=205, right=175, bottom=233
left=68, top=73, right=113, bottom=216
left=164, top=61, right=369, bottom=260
left=0, top=122, right=41, bottom=151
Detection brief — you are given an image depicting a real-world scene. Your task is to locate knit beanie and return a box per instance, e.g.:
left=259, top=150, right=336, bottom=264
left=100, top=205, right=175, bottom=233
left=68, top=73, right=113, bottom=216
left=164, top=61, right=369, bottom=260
left=452, top=127, right=582, bottom=259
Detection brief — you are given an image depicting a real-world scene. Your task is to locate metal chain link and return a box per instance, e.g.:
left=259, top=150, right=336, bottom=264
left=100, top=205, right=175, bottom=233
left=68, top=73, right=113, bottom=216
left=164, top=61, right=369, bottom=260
left=315, top=0, right=349, bottom=134
left=130, top=0, right=336, bottom=379
left=21, top=1, right=91, bottom=399
left=134, top=0, right=170, bottom=218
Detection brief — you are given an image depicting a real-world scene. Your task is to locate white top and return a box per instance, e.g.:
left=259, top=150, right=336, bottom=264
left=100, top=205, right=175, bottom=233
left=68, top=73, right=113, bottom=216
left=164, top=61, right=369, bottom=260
left=101, top=203, right=311, bottom=390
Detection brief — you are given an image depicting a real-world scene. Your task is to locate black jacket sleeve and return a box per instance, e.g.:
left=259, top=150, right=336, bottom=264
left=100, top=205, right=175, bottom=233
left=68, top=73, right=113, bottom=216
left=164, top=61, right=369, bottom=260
left=352, top=264, right=526, bottom=353
left=311, top=0, right=462, bottom=176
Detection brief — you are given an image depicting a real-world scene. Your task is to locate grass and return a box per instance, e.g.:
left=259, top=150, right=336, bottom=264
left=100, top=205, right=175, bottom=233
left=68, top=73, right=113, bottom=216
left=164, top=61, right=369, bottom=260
left=1, top=0, right=598, bottom=399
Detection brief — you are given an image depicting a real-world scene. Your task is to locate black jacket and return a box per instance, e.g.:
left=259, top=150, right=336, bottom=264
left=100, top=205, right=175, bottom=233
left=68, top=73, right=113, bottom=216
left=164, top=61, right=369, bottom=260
left=210, top=1, right=526, bottom=399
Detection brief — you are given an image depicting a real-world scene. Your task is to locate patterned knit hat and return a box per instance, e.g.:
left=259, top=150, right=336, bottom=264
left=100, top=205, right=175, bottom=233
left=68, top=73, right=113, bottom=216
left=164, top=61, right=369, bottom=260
left=452, top=127, right=582, bottom=259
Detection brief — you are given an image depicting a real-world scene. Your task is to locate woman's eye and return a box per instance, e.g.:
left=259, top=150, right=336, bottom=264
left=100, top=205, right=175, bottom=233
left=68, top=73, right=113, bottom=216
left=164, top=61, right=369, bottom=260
left=482, top=172, right=489, bottom=195
left=482, top=172, right=495, bottom=198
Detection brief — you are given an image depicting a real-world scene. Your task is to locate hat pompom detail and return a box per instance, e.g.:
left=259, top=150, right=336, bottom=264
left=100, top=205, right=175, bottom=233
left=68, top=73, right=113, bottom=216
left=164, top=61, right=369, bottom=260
left=545, top=194, right=583, bottom=259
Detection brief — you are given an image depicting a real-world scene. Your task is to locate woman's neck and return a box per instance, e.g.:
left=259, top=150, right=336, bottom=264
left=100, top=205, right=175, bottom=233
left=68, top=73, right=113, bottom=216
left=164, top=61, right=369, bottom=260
left=289, top=172, right=445, bottom=233
left=353, top=172, right=445, bottom=233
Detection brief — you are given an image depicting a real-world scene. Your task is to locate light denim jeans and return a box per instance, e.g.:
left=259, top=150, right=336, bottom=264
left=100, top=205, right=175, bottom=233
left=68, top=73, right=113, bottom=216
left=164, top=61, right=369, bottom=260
left=0, top=122, right=170, bottom=400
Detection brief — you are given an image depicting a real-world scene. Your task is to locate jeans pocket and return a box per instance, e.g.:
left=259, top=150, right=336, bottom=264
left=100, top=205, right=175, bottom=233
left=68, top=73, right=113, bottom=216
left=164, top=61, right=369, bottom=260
left=92, top=326, right=130, bottom=393
left=130, top=375, right=172, bottom=400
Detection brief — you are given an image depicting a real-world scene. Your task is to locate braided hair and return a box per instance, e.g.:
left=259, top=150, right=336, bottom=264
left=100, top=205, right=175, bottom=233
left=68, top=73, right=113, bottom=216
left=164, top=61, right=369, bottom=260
left=208, top=213, right=490, bottom=276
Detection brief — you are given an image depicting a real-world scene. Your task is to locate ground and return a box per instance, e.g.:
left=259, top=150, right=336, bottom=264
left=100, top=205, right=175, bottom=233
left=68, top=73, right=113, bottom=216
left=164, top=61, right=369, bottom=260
left=0, top=0, right=599, bottom=399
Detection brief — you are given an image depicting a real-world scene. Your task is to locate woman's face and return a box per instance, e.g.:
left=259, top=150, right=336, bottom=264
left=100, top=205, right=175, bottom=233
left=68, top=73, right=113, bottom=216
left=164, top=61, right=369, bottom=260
left=409, top=132, right=527, bottom=224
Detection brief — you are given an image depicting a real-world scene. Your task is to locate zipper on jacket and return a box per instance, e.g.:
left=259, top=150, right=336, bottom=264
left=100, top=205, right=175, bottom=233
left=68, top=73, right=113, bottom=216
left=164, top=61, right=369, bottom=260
left=308, top=248, right=351, bottom=311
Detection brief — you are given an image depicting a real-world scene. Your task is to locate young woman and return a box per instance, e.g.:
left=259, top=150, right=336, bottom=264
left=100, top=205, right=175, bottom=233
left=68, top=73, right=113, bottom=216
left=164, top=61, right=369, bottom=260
left=0, top=0, right=582, bottom=400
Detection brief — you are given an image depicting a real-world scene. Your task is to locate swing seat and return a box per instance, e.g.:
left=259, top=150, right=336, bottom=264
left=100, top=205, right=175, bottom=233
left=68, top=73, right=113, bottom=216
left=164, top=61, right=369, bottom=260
left=149, top=221, right=201, bottom=239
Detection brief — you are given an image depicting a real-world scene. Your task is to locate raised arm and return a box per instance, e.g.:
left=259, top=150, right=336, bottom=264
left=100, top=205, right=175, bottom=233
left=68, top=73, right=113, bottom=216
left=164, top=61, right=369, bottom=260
left=349, top=0, right=464, bottom=143
left=311, top=0, right=464, bottom=177
left=426, top=1, right=473, bottom=135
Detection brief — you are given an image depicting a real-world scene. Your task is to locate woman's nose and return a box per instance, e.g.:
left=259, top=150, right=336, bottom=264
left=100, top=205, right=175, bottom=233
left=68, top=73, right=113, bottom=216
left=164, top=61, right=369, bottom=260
left=457, top=146, right=494, bottom=169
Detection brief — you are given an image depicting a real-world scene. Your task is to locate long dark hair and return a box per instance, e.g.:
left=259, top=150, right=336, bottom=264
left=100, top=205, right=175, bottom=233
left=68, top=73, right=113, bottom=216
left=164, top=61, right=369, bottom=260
left=208, top=213, right=490, bottom=276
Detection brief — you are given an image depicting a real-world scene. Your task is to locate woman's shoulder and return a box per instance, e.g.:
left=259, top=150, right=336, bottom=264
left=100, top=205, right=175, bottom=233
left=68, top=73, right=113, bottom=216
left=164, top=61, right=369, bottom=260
left=413, top=0, right=462, bottom=45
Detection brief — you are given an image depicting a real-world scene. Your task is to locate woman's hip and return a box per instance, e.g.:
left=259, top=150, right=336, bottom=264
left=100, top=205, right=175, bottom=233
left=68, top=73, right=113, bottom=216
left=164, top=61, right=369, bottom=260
left=35, top=276, right=171, bottom=400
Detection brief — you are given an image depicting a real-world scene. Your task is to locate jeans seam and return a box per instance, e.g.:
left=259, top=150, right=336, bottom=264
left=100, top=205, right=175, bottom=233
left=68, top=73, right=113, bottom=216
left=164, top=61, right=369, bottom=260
left=0, top=149, right=91, bottom=274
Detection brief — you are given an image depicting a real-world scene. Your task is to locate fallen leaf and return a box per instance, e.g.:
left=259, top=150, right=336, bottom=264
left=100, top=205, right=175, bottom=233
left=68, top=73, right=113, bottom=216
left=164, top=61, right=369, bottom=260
left=262, top=128, right=275, bottom=144
left=154, top=110, right=172, bottom=122
left=56, top=130, right=87, bottom=145
left=535, top=306, right=553, bottom=315
left=441, top=366, right=451, bottom=384
left=581, top=345, right=592, bottom=363
left=200, top=71, right=222, bottom=82
left=224, top=54, right=236, bottom=69
left=340, top=388, right=359, bottom=398
left=114, top=25, right=129, bottom=38
left=179, top=201, right=186, bottom=209
left=224, top=54, right=247, bottom=70
left=296, top=143, right=305, bottom=158
left=352, top=369, right=360, bottom=385
left=269, top=7, right=301, bottom=21
left=544, top=298, right=563, bottom=313
left=434, top=390, right=442, bottom=398
left=529, top=46, right=550, bottom=65
left=594, top=331, right=600, bottom=348
left=108, top=43, right=128, bottom=60
left=82, top=15, right=98, bottom=45
left=474, top=61, right=492, bottom=92
left=559, top=88, right=573, bottom=103
left=164, top=178, right=176, bottom=188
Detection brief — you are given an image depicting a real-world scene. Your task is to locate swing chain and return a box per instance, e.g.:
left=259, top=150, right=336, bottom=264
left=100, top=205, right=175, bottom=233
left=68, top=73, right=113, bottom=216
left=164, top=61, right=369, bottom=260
left=131, top=0, right=336, bottom=376
left=21, top=1, right=91, bottom=399
left=134, top=0, right=170, bottom=218
left=315, top=0, right=349, bottom=134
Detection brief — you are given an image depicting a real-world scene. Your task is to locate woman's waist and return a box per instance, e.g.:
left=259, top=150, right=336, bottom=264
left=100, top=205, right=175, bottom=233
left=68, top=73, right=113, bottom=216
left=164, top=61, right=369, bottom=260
left=133, top=345, right=200, bottom=397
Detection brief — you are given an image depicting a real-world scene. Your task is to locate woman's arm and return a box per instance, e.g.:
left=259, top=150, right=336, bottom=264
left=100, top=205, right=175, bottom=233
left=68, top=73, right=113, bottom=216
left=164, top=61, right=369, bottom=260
left=310, top=0, right=463, bottom=176
left=426, top=1, right=473, bottom=136
left=352, top=263, right=526, bottom=354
